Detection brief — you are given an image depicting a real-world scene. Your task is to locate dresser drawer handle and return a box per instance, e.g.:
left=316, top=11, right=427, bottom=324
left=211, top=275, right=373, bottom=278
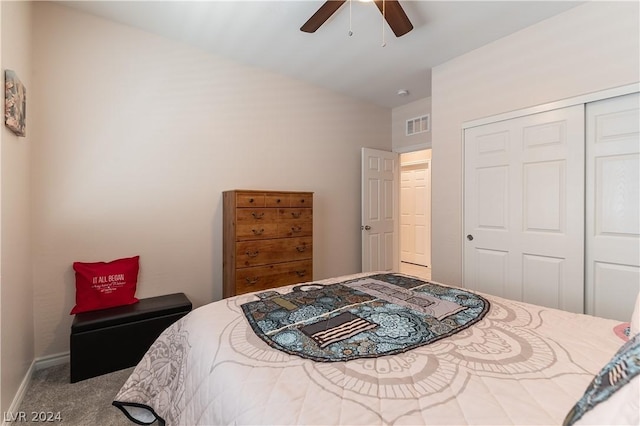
left=291, top=226, right=302, bottom=233
left=245, top=277, right=259, bottom=286
left=245, top=250, right=259, bottom=258
left=252, top=228, right=265, bottom=235
left=249, top=198, right=254, bottom=203
left=251, top=212, right=264, bottom=219
left=295, top=270, right=307, bottom=277
left=295, top=245, right=306, bottom=252
left=291, top=211, right=301, bottom=218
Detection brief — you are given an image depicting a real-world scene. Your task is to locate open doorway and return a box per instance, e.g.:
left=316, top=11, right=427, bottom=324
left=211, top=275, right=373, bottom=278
left=399, top=149, right=432, bottom=281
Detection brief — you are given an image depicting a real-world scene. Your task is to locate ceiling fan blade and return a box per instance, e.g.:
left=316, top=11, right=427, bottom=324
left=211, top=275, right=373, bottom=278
left=301, top=1, right=346, bottom=33
left=373, top=0, right=413, bottom=37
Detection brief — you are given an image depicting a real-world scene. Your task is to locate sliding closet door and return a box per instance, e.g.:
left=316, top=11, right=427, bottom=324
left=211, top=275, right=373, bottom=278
left=464, top=105, right=585, bottom=313
left=586, top=93, right=640, bottom=321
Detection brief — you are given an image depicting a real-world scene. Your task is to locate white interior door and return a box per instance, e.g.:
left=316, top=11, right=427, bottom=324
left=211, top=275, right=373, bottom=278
left=464, top=105, right=585, bottom=313
left=362, top=147, right=399, bottom=272
left=586, top=92, right=640, bottom=321
left=400, top=160, right=431, bottom=266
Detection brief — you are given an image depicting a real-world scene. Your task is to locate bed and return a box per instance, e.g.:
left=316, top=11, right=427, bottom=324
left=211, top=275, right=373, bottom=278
left=112, top=272, right=639, bottom=425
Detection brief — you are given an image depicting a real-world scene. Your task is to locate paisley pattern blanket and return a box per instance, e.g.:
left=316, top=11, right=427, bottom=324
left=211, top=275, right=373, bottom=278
left=241, top=274, right=490, bottom=361
left=113, top=272, right=628, bottom=426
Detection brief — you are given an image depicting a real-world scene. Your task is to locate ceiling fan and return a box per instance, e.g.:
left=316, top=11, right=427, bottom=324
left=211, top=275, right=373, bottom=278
left=301, top=0, right=413, bottom=37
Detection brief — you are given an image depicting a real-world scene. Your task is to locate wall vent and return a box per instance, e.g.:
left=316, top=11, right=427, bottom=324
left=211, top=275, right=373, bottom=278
left=406, top=114, right=430, bottom=136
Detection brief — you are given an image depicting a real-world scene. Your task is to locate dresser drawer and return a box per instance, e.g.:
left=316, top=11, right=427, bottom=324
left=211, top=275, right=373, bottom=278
left=277, top=208, right=313, bottom=221
left=236, top=237, right=312, bottom=268
left=235, top=260, right=313, bottom=295
left=237, top=221, right=312, bottom=240
left=265, top=193, right=291, bottom=207
left=277, top=220, right=312, bottom=238
left=237, top=193, right=265, bottom=207
left=236, top=223, right=279, bottom=240
left=236, top=208, right=278, bottom=223
left=291, top=193, right=313, bottom=208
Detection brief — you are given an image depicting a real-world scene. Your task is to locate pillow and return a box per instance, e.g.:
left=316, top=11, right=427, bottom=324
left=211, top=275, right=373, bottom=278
left=563, top=332, right=640, bottom=426
left=70, top=256, right=140, bottom=314
left=613, top=322, right=630, bottom=341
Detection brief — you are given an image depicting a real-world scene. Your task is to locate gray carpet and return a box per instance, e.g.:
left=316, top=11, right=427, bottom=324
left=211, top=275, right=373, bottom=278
left=17, top=363, right=140, bottom=425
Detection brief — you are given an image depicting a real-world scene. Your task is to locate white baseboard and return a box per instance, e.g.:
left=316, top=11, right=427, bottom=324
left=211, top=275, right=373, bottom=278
left=34, top=352, right=70, bottom=371
left=2, top=352, right=70, bottom=426
left=2, top=359, right=35, bottom=426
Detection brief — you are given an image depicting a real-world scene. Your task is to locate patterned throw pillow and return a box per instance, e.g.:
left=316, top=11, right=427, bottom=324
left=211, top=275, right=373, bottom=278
left=70, top=256, right=140, bottom=314
left=564, top=332, right=640, bottom=426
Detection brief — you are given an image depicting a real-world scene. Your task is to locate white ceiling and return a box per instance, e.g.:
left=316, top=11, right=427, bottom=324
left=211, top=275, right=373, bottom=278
left=58, top=1, right=583, bottom=108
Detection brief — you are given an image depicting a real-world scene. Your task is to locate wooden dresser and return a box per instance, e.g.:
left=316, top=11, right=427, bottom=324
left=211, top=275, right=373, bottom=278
left=223, top=190, right=313, bottom=298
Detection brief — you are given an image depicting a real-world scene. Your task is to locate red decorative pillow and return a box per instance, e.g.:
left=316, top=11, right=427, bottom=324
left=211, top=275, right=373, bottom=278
left=70, top=256, right=140, bottom=314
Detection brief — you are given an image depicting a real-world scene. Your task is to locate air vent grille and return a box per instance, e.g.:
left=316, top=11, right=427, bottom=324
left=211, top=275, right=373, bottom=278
left=406, top=114, right=430, bottom=136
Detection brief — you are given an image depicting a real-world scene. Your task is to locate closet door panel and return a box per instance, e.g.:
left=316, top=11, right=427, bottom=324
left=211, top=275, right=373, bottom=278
left=476, top=166, right=509, bottom=230
left=522, top=254, right=564, bottom=309
left=523, top=161, right=565, bottom=233
left=586, top=93, right=640, bottom=321
left=596, top=154, right=639, bottom=236
left=472, top=248, right=509, bottom=297
left=593, top=262, right=639, bottom=320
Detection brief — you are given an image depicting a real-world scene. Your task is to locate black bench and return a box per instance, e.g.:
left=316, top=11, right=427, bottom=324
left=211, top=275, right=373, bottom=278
left=70, top=292, right=192, bottom=383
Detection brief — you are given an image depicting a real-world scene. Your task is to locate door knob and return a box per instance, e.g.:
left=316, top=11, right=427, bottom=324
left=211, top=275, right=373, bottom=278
left=361, top=225, right=371, bottom=231
left=466, top=234, right=474, bottom=241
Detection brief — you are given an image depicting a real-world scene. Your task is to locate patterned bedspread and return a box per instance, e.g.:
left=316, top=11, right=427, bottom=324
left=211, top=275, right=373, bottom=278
left=113, top=272, right=625, bottom=425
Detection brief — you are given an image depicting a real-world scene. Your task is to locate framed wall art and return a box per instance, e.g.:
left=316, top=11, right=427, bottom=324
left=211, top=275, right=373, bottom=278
left=5, top=69, right=26, bottom=137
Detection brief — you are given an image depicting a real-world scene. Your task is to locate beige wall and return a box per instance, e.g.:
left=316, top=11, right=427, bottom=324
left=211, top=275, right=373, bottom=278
left=392, top=97, right=431, bottom=152
left=1, top=0, right=34, bottom=414
left=29, top=3, right=391, bottom=357
left=431, top=1, right=640, bottom=285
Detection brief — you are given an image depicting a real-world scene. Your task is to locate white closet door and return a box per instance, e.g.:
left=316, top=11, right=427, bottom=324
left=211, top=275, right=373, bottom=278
left=400, top=161, right=431, bottom=266
left=464, top=105, right=585, bottom=313
left=586, top=93, right=640, bottom=321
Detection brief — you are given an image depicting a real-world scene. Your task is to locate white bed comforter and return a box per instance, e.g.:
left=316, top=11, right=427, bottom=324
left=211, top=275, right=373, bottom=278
left=113, top=273, right=625, bottom=425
